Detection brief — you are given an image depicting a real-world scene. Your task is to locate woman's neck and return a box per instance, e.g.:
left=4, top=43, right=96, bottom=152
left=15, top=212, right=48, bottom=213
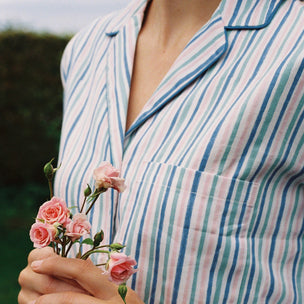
left=142, top=0, right=222, bottom=49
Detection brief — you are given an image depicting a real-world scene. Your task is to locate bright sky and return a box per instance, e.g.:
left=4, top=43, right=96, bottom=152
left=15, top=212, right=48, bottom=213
left=0, top=0, right=129, bottom=34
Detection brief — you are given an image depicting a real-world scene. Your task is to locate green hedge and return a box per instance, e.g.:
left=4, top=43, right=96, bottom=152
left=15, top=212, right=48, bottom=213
left=0, top=30, right=70, bottom=185
left=0, top=30, right=71, bottom=303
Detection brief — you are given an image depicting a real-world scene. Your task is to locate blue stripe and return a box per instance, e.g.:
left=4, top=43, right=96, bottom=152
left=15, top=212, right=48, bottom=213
left=64, top=86, right=106, bottom=201
left=245, top=1, right=260, bottom=26
left=61, top=41, right=110, bottom=158
left=292, top=217, right=304, bottom=304
left=266, top=167, right=304, bottom=302
left=123, top=27, right=131, bottom=84
left=172, top=171, right=203, bottom=302
left=150, top=167, right=177, bottom=304
left=130, top=163, right=161, bottom=290
left=222, top=184, right=254, bottom=301
left=205, top=179, right=238, bottom=303
left=123, top=117, right=158, bottom=177
left=151, top=78, right=203, bottom=164
left=113, top=42, right=125, bottom=141
left=64, top=19, right=100, bottom=83
left=228, top=0, right=244, bottom=26
left=265, top=119, right=304, bottom=302
left=75, top=89, right=108, bottom=203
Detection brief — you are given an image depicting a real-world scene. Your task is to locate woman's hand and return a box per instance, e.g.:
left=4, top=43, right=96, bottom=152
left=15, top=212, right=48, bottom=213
left=18, top=247, right=88, bottom=304
left=18, top=248, right=143, bottom=304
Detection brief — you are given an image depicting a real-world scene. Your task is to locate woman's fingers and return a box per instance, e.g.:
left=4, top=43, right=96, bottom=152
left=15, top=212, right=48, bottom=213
left=26, top=248, right=89, bottom=292
left=20, top=270, right=87, bottom=294
left=31, top=256, right=115, bottom=299
left=27, top=247, right=55, bottom=264
left=17, top=289, right=41, bottom=304
left=18, top=264, right=88, bottom=298
left=33, top=292, right=105, bottom=304
left=18, top=249, right=90, bottom=304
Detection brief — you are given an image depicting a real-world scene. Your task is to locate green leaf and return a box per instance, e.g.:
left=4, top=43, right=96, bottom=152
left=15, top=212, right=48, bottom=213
left=81, top=238, right=94, bottom=246
left=36, top=218, right=45, bottom=223
left=68, top=206, right=78, bottom=210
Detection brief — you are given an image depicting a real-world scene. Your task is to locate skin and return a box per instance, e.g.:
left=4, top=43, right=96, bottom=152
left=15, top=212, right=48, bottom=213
left=18, top=0, right=222, bottom=303
left=18, top=247, right=143, bottom=304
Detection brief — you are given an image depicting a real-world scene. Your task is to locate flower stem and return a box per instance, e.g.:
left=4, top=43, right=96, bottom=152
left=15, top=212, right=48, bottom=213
left=95, top=262, right=107, bottom=267
left=80, top=196, right=87, bottom=213
left=55, top=242, right=60, bottom=255
left=61, top=236, right=67, bottom=257
left=65, top=240, right=73, bottom=257
left=81, top=249, right=110, bottom=260
left=48, top=179, right=53, bottom=199
left=85, top=196, right=99, bottom=215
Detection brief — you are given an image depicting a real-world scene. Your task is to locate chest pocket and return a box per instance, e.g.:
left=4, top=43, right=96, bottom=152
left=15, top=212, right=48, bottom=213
left=117, top=160, right=259, bottom=252
left=131, top=160, right=259, bottom=237
left=115, top=160, right=259, bottom=303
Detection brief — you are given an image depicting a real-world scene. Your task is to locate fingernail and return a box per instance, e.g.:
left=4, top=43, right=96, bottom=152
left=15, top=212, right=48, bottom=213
left=31, top=260, right=43, bottom=269
left=28, top=301, right=36, bottom=304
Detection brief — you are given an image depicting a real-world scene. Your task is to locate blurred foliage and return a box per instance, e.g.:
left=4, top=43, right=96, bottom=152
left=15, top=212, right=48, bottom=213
left=0, top=29, right=70, bottom=185
left=0, top=29, right=71, bottom=303
left=0, top=183, right=48, bottom=303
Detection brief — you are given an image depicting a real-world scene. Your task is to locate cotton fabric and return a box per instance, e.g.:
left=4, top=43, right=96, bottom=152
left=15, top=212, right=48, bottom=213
left=54, top=0, right=304, bottom=302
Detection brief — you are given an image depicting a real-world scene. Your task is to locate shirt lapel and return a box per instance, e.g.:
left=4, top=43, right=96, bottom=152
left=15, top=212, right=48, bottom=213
left=105, top=2, right=146, bottom=167
left=126, top=13, right=228, bottom=136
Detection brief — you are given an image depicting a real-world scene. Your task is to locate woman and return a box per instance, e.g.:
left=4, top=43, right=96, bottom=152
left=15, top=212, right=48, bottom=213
left=18, top=0, right=304, bottom=303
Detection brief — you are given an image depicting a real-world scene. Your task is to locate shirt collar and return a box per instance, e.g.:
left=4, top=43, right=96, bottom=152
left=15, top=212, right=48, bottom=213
left=220, top=0, right=285, bottom=29
left=105, top=0, right=148, bottom=36
left=105, top=0, right=291, bottom=36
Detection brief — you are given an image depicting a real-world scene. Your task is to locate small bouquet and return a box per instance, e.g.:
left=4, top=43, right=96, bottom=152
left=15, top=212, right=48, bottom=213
left=29, top=159, right=137, bottom=303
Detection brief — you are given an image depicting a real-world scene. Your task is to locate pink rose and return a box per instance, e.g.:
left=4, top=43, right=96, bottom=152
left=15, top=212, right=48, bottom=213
left=65, top=213, right=91, bottom=242
left=29, top=222, right=57, bottom=248
left=107, top=252, right=137, bottom=284
left=37, top=196, right=70, bottom=226
left=93, top=162, right=126, bottom=192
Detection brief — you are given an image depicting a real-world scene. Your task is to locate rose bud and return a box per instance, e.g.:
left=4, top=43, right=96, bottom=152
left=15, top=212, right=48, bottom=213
left=93, top=230, right=104, bottom=247
left=118, top=283, right=128, bottom=303
left=93, top=162, right=126, bottom=192
left=84, top=184, right=92, bottom=197
left=110, top=243, right=125, bottom=251
left=44, top=158, right=55, bottom=180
